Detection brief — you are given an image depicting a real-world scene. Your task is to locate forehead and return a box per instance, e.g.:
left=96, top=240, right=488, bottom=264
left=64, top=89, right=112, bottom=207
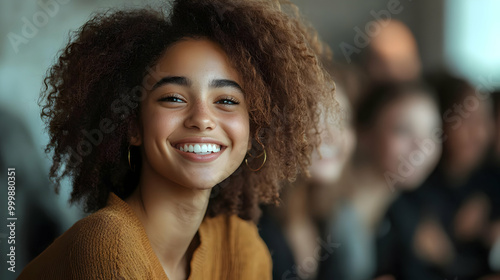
left=377, top=94, right=439, bottom=126
left=150, top=38, right=241, bottom=83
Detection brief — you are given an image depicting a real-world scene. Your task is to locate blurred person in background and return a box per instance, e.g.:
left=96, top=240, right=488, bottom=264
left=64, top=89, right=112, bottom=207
left=258, top=68, right=356, bottom=280
left=332, top=82, right=442, bottom=280
left=360, top=20, right=422, bottom=88
left=351, top=19, right=423, bottom=114
left=493, top=91, right=500, bottom=164
left=486, top=91, right=500, bottom=273
left=0, top=107, right=71, bottom=279
left=378, top=73, right=497, bottom=279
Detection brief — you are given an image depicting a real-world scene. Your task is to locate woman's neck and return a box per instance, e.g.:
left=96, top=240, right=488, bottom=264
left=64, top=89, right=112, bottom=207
left=125, top=164, right=211, bottom=280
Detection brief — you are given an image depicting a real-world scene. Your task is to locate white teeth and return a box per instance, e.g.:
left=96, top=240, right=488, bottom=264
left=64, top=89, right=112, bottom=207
left=177, top=143, right=222, bottom=154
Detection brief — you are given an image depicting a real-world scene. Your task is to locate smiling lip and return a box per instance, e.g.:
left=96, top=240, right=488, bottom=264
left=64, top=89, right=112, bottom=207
left=171, top=137, right=226, bottom=163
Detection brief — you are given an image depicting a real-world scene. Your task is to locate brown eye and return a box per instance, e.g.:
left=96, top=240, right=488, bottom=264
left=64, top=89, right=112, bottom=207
left=158, top=95, right=184, bottom=103
left=215, top=97, right=240, bottom=105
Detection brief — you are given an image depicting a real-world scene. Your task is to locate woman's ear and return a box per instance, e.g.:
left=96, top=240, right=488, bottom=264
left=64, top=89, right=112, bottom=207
left=129, top=118, right=142, bottom=146
left=130, top=135, right=142, bottom=146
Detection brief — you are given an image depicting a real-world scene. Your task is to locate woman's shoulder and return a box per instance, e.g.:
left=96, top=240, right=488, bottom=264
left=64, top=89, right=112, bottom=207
left=78, top=192, right=142, bottom=232
left=19, top=192, right=165, bottom=279
left=60, top=192, right=145, bottom=247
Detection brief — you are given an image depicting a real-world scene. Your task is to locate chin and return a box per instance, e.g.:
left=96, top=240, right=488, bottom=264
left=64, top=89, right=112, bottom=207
left=399, top=176, right=426, bottom=191
left=182, top=179, right=219, bottom=190
left=185, top=173, right=229, bottom=190
left=312, top=169, right=342, bottom=184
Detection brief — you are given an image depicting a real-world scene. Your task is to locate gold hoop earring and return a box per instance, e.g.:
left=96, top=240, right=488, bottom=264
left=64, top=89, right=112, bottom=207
left=128, top=145, right=135, bottom=172
left=245, top=149, right=267, bottom=172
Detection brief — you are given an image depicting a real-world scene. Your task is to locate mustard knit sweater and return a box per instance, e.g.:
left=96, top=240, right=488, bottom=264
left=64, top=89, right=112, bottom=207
left=18, top=192, right=272, bottom=279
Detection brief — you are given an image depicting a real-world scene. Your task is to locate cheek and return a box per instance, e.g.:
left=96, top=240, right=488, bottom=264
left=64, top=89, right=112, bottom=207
left=142, top=109, right=180, bottom=140
left=342, top=129, right=357, bottom=161
left=378, top=130, right=413, bottom=171
left=223, top=114, right=250, bottom=154
left=422, top=143, right=441, bottom=171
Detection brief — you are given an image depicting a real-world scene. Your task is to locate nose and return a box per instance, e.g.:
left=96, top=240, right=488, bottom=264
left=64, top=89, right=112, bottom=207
left=184, top=100, right=216, bottom=131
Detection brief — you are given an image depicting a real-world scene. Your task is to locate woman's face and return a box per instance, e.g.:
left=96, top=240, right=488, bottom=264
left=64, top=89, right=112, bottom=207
left=368, top=94, right=442, bottom=190
left=132, top=38, right=250, bottom=190
left=310, top=89, right=356, bottom=184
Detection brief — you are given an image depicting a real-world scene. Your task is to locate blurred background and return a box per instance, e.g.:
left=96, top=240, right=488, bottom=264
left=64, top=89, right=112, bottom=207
left=0, top=0, right=499, bottom=279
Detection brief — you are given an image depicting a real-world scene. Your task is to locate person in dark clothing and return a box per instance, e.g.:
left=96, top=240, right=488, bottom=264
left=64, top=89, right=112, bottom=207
left=377, top=73, right=498, bottom=280
left=258, top=85, right=355, bottom=280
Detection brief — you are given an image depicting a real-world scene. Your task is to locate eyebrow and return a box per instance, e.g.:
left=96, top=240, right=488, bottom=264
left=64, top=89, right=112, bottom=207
left=151, top=76, right=243, bottom=93
left=152, top=76, right=190, bottom=90
left=209, top=79, right=243, bottom=93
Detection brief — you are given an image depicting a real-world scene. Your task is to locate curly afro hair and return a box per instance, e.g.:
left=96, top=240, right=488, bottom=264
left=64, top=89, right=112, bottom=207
left=41, top=0, right=336, bottom=221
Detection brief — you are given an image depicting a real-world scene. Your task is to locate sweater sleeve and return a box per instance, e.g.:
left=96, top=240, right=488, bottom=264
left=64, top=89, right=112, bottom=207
left=17, top=215, right=125, bottom=280
left=18, top=209, right=167, bottom=280
left=67, top=212, right=165, bottom=279
left=67, top=215, right=123, bottom=279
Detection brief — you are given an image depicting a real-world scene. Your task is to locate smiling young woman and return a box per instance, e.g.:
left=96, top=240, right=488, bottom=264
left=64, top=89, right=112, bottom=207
left=18, top=0, right=335, bottom=279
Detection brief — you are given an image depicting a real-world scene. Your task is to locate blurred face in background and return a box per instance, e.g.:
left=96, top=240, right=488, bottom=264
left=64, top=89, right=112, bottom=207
left=366, top=93, right=442, bottom=190
left=443, top=92, right=494, bottom=174
left=310, top=89, right=356, bottom=184
left=367, top=20, right=422, bottom=83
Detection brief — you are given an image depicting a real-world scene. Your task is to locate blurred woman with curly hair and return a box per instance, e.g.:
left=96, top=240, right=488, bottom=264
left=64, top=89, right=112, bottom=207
left=19, top=0, right=335, bottom=279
